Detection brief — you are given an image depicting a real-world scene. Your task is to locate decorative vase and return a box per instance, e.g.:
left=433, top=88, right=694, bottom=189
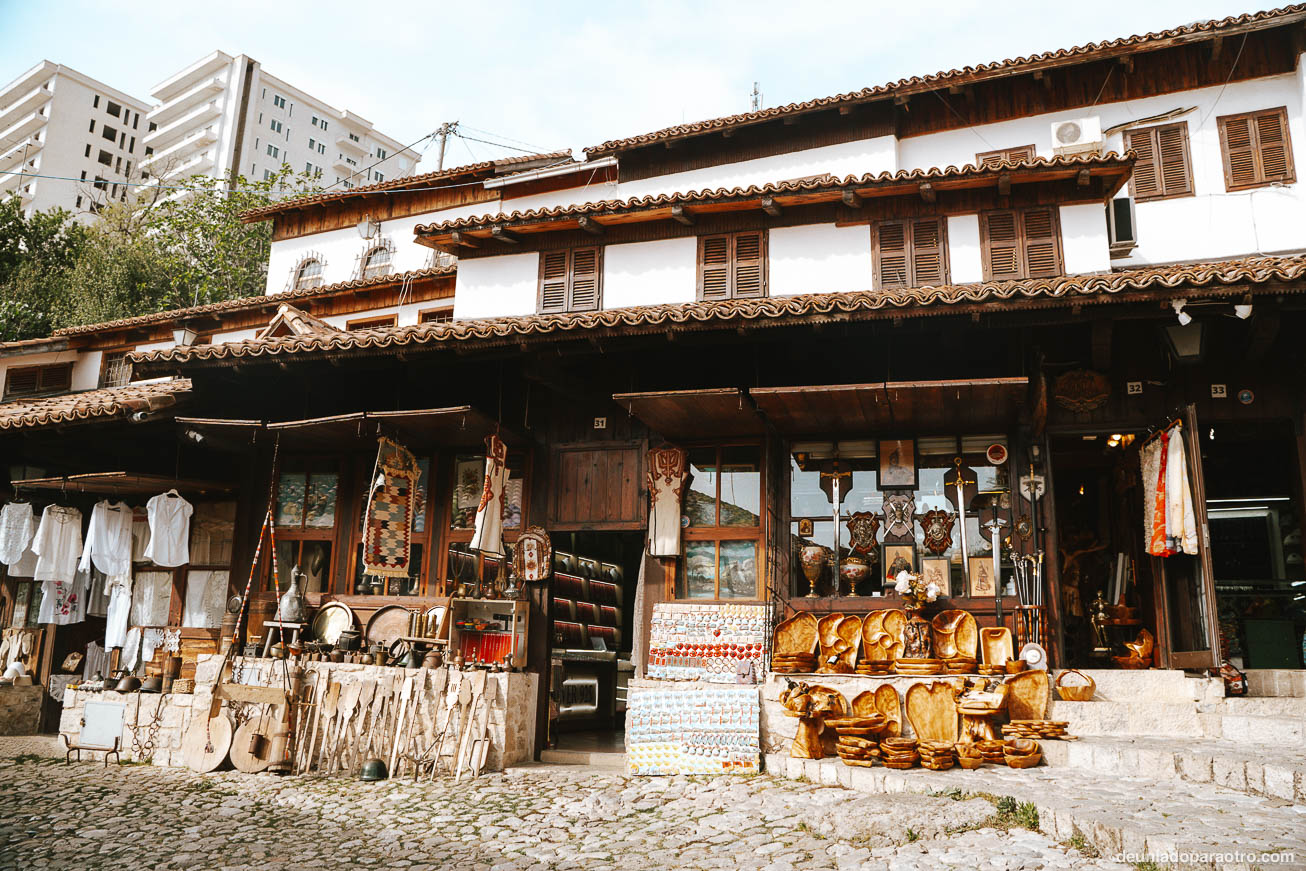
left=902, top=607, right=933, bottom=658
left=799, top=545, right=828, bottom=598
left=839, top=556, right=870, bottom=597
left=277, top=567, right=306, bottom=624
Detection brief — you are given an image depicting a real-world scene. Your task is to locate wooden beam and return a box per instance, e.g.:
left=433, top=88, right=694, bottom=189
left=1077, top=169, right=1091, bottom=187
left=450, top=231, right=478, bottom=249
left=838, top=105, right=856, bottom=116
left=761, top=197, right=782, bottom=217
left=998, top=172, right=1011, bottom=196
left=671, top=204, right=694, bottom=226
left=783, top=116, right=800, bottom=126
left=1209, top=35, right=1224, bottom=63
left=1118, top=56, right=1133, bottom=73
left=1090, top=319, right=1112, bottom=370
left=841, top=189, right=863, bottom=209
left=893, top=94, right=910, bottom=108
left=919, top=182, right=936, bottom=204
left=490, top=226, right=520, bottom=244
left=1033, top=70, right=1052, bottom=90
left=578, top=216, right=604, bottom=236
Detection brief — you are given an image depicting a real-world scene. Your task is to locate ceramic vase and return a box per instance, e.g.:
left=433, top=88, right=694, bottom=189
left=799, top=545, right=827, bottom=598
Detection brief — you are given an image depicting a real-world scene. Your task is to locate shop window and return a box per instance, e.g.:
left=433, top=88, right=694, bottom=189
left=697, top=231, right=766, bottom=301
left=4, top=363, right=72, bottom=399
left=350, top=455, right=430, bottom=596
left=1127, top=122, right=1194, bottom=201
left=271, top=465, right=339, bottom=593
left=443, top=452, right=527, bottom=595
left=182, top=501, right=235, bottom=628
left=679, top=445, right=762, bottom=600
left=872, top=218, right=948, bottom=289
left=537, top=247, right=602, bottom=314
left=1218, top=107, right=1295, bottom=191
left=975, top=144, right=1035, bottom=168
left=980, top=206, right=1062, bottom=281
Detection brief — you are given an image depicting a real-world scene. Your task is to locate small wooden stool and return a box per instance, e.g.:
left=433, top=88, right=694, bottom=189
left=261, top=621, right=306, bottom=656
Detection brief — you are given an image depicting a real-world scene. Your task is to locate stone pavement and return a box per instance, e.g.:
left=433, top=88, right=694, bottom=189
left=0, top=736, right=1126, bottom=871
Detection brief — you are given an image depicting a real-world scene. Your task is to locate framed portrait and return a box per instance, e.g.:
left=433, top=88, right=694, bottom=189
left=968, top=558, right=997, bottom=598
left=797, top=518, right=814, bottom=537
left=878, top=438, right=917, bottom=490
left=883, top=543, right=915, bottom=584
left=921, top=557, right=950, bottom=594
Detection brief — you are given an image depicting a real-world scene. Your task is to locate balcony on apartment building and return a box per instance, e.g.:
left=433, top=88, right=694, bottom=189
left=151, top=52, right=231, bottom=104
left=142, top=99, right=222, bottom=151
left=141, top=126, right=218, bottom=174
left=0, top=83, right=53, bottom=132
left=0, top=172, right=35, bottom=201
left=148, top=76, right=224, bottom=128
left=331, top=154, right=361, bottom=176
left=0, top=137, right=40, bottom=172
left=335, top=131, right=368, bottom=156
left=163, top=148, right=215, bottom=180
left=0, top=109, right=48, bottom=155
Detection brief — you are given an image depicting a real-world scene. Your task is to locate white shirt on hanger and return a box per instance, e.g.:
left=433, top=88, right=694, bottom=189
left=79, top=500, right=133, bottom=577
left=144, top=490, right=193, bottom=568
left=0, top=502, right=34, bottom=567
left=32, top=505, right=83, bottom=583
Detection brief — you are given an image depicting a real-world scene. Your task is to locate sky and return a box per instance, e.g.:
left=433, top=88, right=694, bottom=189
left=0, top=0, right=1279, bottom=174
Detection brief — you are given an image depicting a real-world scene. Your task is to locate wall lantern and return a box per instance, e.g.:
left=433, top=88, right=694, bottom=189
left=1161, top=321, right=1205, bottom=364
left=172, top=327, right=199, bottom=347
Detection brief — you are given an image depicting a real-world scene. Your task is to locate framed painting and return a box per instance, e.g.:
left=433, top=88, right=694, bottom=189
left=968, top=558, right=997, bottom=598
left=878, top=438, right=917, bottom=490
left=883, top=543, right=915, bottom=584
left=921, top=557, right=950, bottom=594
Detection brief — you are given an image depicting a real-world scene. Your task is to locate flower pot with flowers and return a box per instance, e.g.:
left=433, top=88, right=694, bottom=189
left=893, top=570, right=941, bottom=659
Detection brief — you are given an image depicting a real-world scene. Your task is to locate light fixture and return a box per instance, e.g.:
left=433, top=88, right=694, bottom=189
left=1171, top=298, right=1192, bottom=326
left=1162, top=320, right=1205, bottom=363
left=172, top=327, right=198, bottom=347
left=1234, top=296, right=1253, bottom=320
left=1209, top=427, right=1216, bottom=441
left=357, top=214, right=380, bottom=240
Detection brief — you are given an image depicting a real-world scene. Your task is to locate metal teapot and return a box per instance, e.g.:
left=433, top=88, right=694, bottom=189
left=276, top=566, right=307, bottom=624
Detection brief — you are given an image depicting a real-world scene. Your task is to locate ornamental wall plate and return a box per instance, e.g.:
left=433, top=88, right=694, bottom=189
left=882, top=494, right=916, bottom=538
left=846, top=512, right=881, bottom=555
left=919, top=509, right=955, bottom=555
left=512, top=526, right=553, bottom=582
left=1053, top=368, right=1111, bottom=413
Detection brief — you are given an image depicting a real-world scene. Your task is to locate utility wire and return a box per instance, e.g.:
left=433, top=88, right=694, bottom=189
left=458, top=124, right=552, bottom=152
left=452, top=132, right=545, bottom=154
left=325, top=124, right=444, bottom=192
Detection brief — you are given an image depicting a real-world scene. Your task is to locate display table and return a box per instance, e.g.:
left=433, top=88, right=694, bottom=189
left=625, top=678, right=760, bottom=775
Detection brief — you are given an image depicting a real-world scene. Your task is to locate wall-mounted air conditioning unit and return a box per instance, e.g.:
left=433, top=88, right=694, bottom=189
left=1050, top=116, right=1103, bottom=156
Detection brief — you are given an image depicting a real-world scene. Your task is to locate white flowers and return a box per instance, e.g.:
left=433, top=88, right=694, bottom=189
left=925, top=582, right=941, bottom=602
left=893, top=571, right=913, bottom=594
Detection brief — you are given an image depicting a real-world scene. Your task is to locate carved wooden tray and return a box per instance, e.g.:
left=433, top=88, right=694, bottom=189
left=834, top=614, right=861, bottom=671
left=979, top=626, right=1014, bottom=665
left=852, top=685, right=901, bottom=737
left=1005, top=669, right=1050, bottom=721
left=817, top=613, right=847, bottom=666
left=859, top=609, right=905, bottom=662
left=931, top=610, right=978, bottom=659
left=905, top=681, right=960, bottom=744
left=773, top=612, right=818, bottom=657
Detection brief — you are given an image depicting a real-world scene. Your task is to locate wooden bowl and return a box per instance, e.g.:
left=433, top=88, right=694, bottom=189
left=957, top=755, right=985, bottom=769
left=1005, top=659, right=1028, bottom=674
left=1055, top=669, right=1096, bottom=701
left=1005, top=752, right=1043, bottom=769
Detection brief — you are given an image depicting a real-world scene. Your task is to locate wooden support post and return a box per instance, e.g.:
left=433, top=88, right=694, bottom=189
left=490, top=226, right=519, bottom=245
left=450, top=232, right=478, bottom=249
left=577, top=216, right=604, bottom=236
left=670, top=204, right=694, bottom=226
left=1077, top=169, right=1091, bottom=188
left=841, top=189, right=862, bottom=209
left=997, top=172, right=1011, bottom=196
left=761, top=197, right=781, bottom=217
left=919, top=183, right=935, bottom=204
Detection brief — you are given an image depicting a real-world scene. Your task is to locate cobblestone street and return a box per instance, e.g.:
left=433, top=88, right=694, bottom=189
left=0, top=737, right=1127, bottom=871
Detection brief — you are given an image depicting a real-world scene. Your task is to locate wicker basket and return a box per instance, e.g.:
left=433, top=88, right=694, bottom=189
left=1056, top=669, right=1096, bottom=702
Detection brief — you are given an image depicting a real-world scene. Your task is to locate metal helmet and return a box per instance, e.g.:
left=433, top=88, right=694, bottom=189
left=359, top=758, right=389, bottom=782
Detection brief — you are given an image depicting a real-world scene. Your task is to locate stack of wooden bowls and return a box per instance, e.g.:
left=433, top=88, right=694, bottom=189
left=977, top=663, right=1006, bottom=677
left=880, top=737, right=919, bottom=769
left=855, top=658, right=894, bottom=676
left=944, top=657, right=978, bottom=675
left=1003, top=737, right=1042, bottom=768
left=1002, top=720, right=1070, bottom=740
left=919, top=741, right=956, bottom=771
left=895, top=657, right=944, bottom=676
left=977, top=739, right=1007, bottom=765
left=955, top=742, right=985, bottom=769
left=771, top=653, right=818, bottom=674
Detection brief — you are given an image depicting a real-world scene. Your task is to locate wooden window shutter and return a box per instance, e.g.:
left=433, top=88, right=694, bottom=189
left=5, top=368, right=40, bottom=398
left=1126, top=128, right=1161, bottom=199
left=1255, top=109, right=1293, bottom=183
left=981, top=210, right=1022, bottom=280
left=911, top=219, right=946, bottom=286
left=538, top=250, right=569, bottom=313
left=1220, top=108, right=1294, bottom=190
left=874, top=221, right=910, bottom=288
left=731, top=231, right=766, bottom=298
left=568, top=246, right=602, bottom=311
left=1021, top=207, right=1062, bottom=278
left=1156, top=124, right=1193, bottom=196
left=698, top=234, right=731, bottom=300
left=976, top=144, right=1036, bottom=168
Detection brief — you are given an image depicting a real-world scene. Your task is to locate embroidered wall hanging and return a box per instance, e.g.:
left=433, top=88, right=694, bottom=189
left=363, top=437, right=420, bottom=578
left=647, top=445, right=687, bottom=557
left=470, top=434, right=509, bottom=557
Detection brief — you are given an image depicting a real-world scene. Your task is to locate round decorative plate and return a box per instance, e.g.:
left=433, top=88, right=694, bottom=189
left=986, top=444, right=1009, bottom=465
left=1020, top=642, right=1049, bottom=671
left=365, top=604, right=413, bottom=650
left=311, top=601, right=355, bottom=645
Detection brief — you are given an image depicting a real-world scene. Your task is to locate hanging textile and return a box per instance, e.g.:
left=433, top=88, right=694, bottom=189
left=0, top=502, right=34, bottom=567
left=79, top=500, right=133, bottom=577
left=104, top=575, right=132, bottom=649
left=1147, top=432, right=1173, bottom=557
left=83, top=641, right=107, bottom=679
left=470, top=434, right=509, bottom=557
left=131, top=570, right=172, bottom=626
left=182, top=569, right=230, bottom=629
left=86, top=568, right=110, bottom=618
left=361, top=438, right=421, bottom=578
left=37, top=571, right=87, bottom=626
left=131, top=509, right=151, bottom=563
left=1165, top=424, right=1200, bottom=555
left=647, top=445, right=687, bottom=557
left=1140, top=436, right=1162, bottom=555
left=32, top=505, right=83, bottom=582
left=144, top=490, right=193, bottom=567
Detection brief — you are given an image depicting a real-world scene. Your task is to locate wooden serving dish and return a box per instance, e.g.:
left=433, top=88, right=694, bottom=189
left=931, top=610, right=978, bottom=659
left=905, top=681, right=960, bottom=744
left=852, top=685, right=902, bottom=737
left=979, top=626, right=1014, bottom=666
left=1055, top=669, right=1096, bottom=701
left=1005, top=670, right=1050, bottom=721
left=773, top=612, right=819, bottom=657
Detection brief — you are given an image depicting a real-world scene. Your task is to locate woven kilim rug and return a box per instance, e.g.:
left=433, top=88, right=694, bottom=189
left=363, top=437, right=420, bottom=578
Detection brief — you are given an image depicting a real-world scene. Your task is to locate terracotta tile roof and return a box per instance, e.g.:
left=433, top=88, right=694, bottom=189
left=414, top=153, right=1132, bottom=240
left=239, top=151, right=574, bottom=222
left=130, top=255, right=1306, bottom=372
left=44, top=267, right=454, bottom=339
left=0, top=379, right=192, bottom=431
left=584, top=5, right=1306, bottom=156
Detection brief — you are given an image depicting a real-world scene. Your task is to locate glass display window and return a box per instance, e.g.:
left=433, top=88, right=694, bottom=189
left=269, top=460, right=340, bottom=592
left=678, top=443, right=763, bottom=600
left=349, top=451, right=433, bottom=597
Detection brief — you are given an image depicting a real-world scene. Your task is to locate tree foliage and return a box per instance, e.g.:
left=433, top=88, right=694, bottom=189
left=0, top=165, right=319, bottom=342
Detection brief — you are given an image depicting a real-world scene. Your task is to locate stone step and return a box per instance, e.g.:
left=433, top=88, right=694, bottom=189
left=1206, top=710, right=1306, bottom=745
left=1050, top=699, right=1205, bottom=737
left=1245, top=669, right=1306, bottom=698
left=1064, top=668, right=1220, bottom=703
left=1041, top=736, right=1306, bottom=803
left=1205, top=697, right=1306, bottom=717
left=538, top=747, right=627, bottom=770
left=765, top=751, right=1306, bottom=871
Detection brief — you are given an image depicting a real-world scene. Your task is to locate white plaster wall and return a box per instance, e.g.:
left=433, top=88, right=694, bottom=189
left=0, top=349, right=96, bottom=395
left=603, top=238, right=697, bottom=309
left=453, top=254, right=539, bottom=320
left=1059, top=203, right=1111, bottom=275
left=947, top=215, right=983, bottom=284
left=770, top=224, right=871, bottom=297
left=208, top=327, right=261, bottom=344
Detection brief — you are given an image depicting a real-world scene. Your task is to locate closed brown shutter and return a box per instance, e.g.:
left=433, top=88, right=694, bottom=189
left=981, top=210, right=1022, bottom=280
left=1126, top=128, right=1161, bottom=199
left=1220, top=107, right=1296, bottom=190
left=976, top=144, right=1036, bottom=168
left=538, top=250, right=569, bottom=313
left=874, top=221, right=910, bottom=288
left=4, top=364, right=72, bottom=399
left=698, top=234, right=731, bottom=300
left=1128, top=123, right=1192, bottom=201
left=1256, top=110, right=1293, bottom=182
left=569, top=247, right=602, bottom=311
left=911, top=219, right=946, bottom=286
left=1022, top=207, right=1061, bottom=278
left=732, top=231, right=766, bottom=298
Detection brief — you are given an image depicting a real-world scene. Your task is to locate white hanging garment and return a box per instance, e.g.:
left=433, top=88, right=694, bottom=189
left=139, top=628, right=165, bottom=671
left=7, top=543, right=37, bottom=578
left=37, top=571, right=87, bottom=626
left=469, top=435, right=509, bottom=557
left=182, top=570, right=230, bottom=629
left=0, top=502, right=34, bottom=567
left=144, top=490, right=193, bottom=567
left=104, top=575, right=132, bottom=649
left=78, top=500, right=133, bottom=576
left=32, top=505, right=83, bottom=582
left=1165, top=425, right=1200, bottom=555
left=131, top=570, right=173, bottom=626
left=86, top=568, right=110, bottom=617
left=121, top=627, right=142, bottom=671
left=647, top=446, right=688, bottom=557
left=131, top=510, right=151, bottom=562
left=83, top=642, right=107, bottom=679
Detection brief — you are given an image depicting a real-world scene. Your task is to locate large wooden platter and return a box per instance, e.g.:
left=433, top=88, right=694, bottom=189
left=182, top=713, right=234, bottom=773
left=834, top=615, right=862, bottom=671
left=979, top=626, right=1014, bottom=665
left=931, top=610, right=978, bottom=659
left=852, top=685, right=901, bottom=737
left=859, top=609, right=905, bottom=662
left=365, top=604, right=412, bottom=650
left=905, top=681, right=959, bottom=744
left=1005, top=669, right=1050, bottom=721
left=773, top=612, right=818, bottom=657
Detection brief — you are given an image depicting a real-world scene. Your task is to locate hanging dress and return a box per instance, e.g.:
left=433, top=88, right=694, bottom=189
left=470, top=434, right=509, bottom=557
left=647, top=446, right=688, bottom=557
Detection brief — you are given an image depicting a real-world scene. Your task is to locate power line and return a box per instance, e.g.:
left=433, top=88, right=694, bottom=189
left=452, top=132, right=544, bottom=154
left=458, top=124, right=552, bottom=152
left=324, top=124, right=444, bottom=192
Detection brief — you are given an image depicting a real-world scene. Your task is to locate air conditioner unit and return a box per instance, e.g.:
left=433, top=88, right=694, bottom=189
left=1051, top=116, right=1103, bottom=156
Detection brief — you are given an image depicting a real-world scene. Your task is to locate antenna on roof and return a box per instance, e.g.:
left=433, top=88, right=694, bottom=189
left=751, top=82, right=762, bottom=112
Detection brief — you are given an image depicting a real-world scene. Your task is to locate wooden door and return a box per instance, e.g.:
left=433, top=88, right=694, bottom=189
left=549, top=442, right=645, bottom=531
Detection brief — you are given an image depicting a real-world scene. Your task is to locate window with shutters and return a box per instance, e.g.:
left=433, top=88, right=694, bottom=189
left=1218, top=107, right=1295, bottom=191
left=872, top=218, right=949, bottom=289
left=975, top=145, right=1036, bottom=168
left=980, top=206, right=1063, bottom=281
left=1126, top=122, right=1193, bottom=201
left=537, top=246, right=603, bottom=313
left=696, top=231, right=767, bottom=301
left=4, top=363, right=73, bottom=399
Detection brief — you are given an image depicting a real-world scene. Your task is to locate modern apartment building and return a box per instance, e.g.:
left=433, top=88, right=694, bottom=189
left=0, top=60, right=150, bottom=220
left=141, top=51, right=417, bottom=191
